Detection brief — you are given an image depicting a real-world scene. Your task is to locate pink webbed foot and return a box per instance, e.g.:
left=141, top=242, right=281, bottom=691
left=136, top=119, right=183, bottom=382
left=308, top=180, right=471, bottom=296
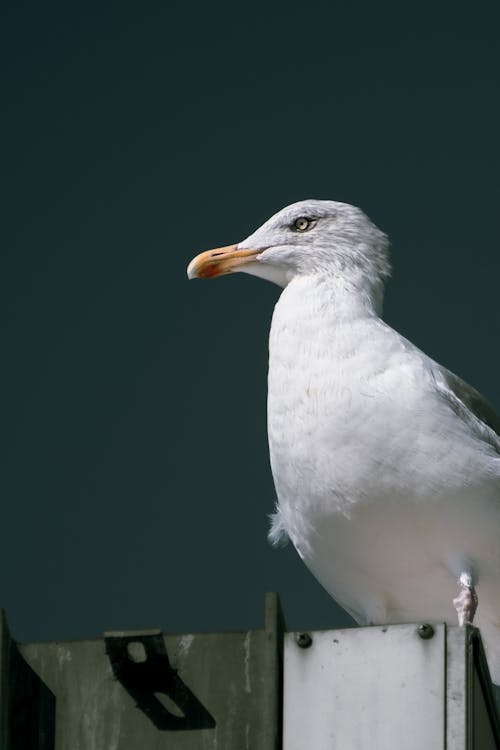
left=453, top=572, right=478, bottom=626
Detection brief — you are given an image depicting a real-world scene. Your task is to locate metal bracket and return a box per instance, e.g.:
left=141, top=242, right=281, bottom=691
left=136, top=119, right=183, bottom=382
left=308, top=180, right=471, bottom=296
left=104, top=629, right=215, bottom=731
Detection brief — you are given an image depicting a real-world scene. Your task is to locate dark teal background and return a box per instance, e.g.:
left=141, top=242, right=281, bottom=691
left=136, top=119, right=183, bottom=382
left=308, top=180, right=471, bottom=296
left=3, top=2, right=500, bottom=641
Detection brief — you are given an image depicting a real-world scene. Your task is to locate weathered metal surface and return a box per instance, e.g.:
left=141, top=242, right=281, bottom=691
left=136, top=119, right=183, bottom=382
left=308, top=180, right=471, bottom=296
left=1, top=596, right=499, bottom=749
left=284, top=623, right=446, bottom=749
left=284, top=623, right=500, bottom=750
left=16, top=592, right=284, bottom=750
left=446, top=625, right=500, bottom=749
left=0, top=610, right=55, bottom=750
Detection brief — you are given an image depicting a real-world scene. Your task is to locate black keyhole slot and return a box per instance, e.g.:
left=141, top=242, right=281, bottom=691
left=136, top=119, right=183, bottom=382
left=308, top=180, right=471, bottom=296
left=127, top=642, right=147, bottom=663
left=154, top=691, right=185, bottom=718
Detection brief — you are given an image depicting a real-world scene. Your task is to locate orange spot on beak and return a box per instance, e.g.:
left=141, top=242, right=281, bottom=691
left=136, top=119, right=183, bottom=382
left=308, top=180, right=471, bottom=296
left=187, top=244, right=260, bottom=280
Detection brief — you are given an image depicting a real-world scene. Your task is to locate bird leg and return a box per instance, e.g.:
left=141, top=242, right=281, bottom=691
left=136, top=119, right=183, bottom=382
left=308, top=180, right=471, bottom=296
left=453, top=572, right=478, bottom=626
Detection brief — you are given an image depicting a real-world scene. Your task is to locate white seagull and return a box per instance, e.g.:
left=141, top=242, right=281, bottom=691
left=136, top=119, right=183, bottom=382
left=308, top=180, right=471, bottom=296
left=187, top=199, right=500, bottom=683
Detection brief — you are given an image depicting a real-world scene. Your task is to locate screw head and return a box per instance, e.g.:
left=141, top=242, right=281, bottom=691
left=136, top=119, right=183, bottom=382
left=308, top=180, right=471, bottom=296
left=296, top=632, right=312, bottom=649
left=417, top=623, right=434, bottom=640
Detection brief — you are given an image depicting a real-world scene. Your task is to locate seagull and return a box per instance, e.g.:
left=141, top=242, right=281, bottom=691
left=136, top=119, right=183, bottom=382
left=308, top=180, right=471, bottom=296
left=187, top=199, right=500, bottom=683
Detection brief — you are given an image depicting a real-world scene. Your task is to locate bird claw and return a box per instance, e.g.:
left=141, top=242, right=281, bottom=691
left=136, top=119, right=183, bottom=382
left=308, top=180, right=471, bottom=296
left=453, top=573, right=478, bottom=626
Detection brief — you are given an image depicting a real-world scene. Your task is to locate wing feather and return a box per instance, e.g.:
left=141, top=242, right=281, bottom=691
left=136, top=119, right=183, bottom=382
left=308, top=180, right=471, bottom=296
left=433, top=366, right=500, bottom=454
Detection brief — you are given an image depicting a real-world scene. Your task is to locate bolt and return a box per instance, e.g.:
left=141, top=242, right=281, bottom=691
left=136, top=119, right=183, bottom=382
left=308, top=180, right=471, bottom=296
left=296, top=632, right=312, bottom=649
left=417, top=623, right=434, bottom=640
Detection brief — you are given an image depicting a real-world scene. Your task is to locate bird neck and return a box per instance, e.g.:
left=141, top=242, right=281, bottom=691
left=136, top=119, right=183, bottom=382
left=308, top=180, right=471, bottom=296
left=278, top=272, right=385, bottom=326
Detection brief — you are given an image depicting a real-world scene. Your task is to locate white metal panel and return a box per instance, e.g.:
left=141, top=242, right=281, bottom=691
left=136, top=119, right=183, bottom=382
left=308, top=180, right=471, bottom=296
left=284, top=624, right=445, bottom=750
left=446, top=626, right=468, bottom=749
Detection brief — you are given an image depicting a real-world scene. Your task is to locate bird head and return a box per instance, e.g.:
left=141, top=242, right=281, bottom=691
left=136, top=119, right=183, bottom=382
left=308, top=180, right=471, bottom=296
left=187, top=199, right=391, bottom=291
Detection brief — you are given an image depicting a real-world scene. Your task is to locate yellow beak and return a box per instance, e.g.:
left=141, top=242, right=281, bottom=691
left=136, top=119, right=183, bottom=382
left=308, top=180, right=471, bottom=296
left=187, top=244, right=260, bottom=279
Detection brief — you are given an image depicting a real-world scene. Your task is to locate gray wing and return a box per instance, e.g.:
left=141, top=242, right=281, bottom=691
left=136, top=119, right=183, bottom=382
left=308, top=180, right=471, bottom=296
left=434, top=365, right=500, bottom=454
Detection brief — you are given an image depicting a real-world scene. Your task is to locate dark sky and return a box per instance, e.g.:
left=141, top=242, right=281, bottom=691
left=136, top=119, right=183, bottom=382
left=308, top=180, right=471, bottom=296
left=3, top=2, right=500, bottom=643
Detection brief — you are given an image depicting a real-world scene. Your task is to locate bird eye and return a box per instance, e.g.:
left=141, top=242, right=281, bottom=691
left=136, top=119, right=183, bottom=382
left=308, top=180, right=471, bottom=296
left=293, top=217, right=315, bottom=232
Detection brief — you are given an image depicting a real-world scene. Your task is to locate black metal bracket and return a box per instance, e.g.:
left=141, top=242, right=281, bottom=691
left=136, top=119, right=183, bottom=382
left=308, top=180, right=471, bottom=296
left=104, top=629, right=215, bottom=731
